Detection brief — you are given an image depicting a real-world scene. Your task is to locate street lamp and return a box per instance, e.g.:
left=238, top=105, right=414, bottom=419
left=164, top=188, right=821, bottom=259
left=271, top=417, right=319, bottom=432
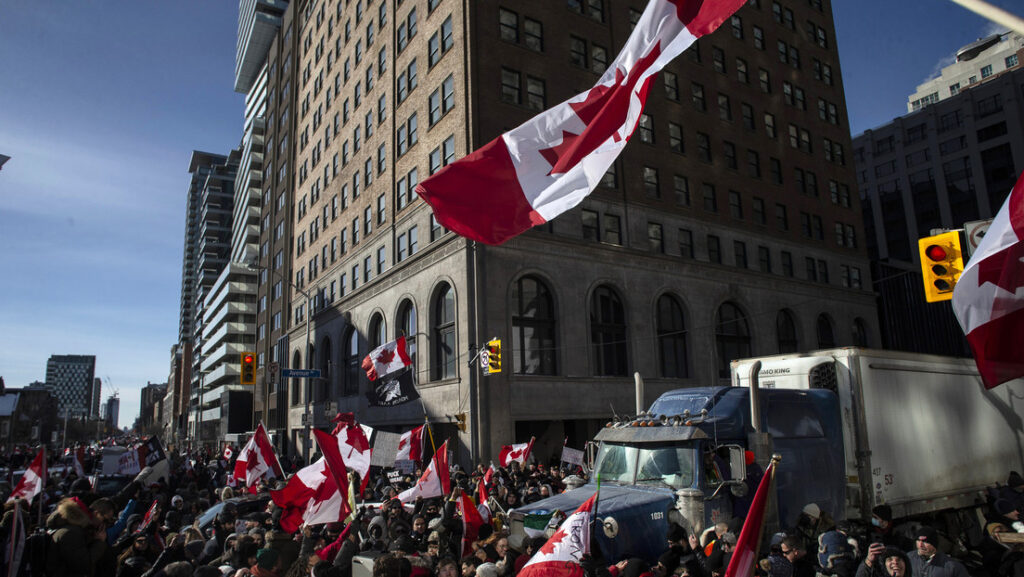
left=245, top=257, right=314, bottom=464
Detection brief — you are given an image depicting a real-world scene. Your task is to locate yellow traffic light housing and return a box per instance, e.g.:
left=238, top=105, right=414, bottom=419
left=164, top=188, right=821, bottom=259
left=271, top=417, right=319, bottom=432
left=485, top=338, right=502, bottom=374
left=240, top=352, right=256, bottom=384
left=455, top=413, right=467, bottom=432
left=918, top=231, right=964, bottom=303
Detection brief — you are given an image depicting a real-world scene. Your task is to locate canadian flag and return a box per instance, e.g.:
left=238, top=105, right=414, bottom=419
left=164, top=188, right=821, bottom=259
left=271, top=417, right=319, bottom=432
left=7, top=448, right=45, bottom=504
left=328, top=413, right=373, bottom=496
left=457, top=489, right=486, bottom=558
left=396, top=425, right=425, bottom=463
left=233, top=423, right=284, bottom=493
left=518, top=493, right=598, bottom=577
left=361, top=337, right=412, bottom=381
left=271, top=457, right=330, bottom=533
left=309, top=429, right=353, bottom=525
left=223, top=445, right=234, bottom=461
left=415, top=0, right=746, bottom=245
left=499, top=438, right=534, bottom=468
left=953, top=172, right=1024, bottom=388
left=398, top=440, right=450, bottom=503
left=724, top=460, right=777, bottom=577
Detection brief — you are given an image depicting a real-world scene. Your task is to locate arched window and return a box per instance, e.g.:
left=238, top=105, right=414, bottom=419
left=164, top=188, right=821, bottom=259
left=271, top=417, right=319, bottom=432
left=291, top=350, right=302, bottom=405
left=317, top=336, right=332, bottom=401
left=817, top=314, right=835, bottom=348
left=398, top=300, right=417, bottom=370
left=657, top=294, right=688, bottom=378
left=369, top=314, right=385, bottom=349
left=512, top=276, right=557, bottom=375
left=343, top=329, right=360, bottom=396
left=305, top=343, right=316, bottom=405
left=776, top=310, right=799, bottom=354
left=716, top=302, right=751, bottom=378
left=591, top=285, right=628, bottom=376
left=852, top=318, right=869, bottom=347
left=432, top=283, right=456, bottom=380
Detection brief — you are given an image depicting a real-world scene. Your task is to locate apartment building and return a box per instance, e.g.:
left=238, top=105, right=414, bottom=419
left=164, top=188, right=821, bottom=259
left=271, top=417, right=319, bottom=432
left=256, top=0, right=876, bottom=464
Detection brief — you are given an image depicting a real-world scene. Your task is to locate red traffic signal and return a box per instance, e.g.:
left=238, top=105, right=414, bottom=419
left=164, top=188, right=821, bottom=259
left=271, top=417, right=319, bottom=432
left=240, top=352, right=256, bottom=385
left=925, top=244, right=948, bottom=261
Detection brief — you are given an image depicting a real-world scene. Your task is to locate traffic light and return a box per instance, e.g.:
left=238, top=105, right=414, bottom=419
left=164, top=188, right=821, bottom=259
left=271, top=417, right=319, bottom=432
left=485, top=338, right=501, bottom=374
left=240, top=352, right=256, bottom=384
left=918, top=231, right=964, bottom=303
left=455, top=413, right=467, bottom=432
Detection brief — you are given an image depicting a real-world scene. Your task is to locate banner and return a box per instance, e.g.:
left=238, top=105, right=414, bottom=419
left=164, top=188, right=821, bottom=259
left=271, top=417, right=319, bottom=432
left=560, top=446, right=583, bottom=466
left=366, top=367, right=419, bottom=407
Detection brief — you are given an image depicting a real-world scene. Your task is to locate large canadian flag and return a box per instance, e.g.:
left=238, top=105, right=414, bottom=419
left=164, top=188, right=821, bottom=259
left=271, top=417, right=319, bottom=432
left=7, top=449, right=45, bottom=504
left=233, top=423, right=284, bottom=493
left=499, top=438, right=534, bottom=468
left=271, top=458, right=329, bottom=533
left=397, top=440, right=450, bottom=503
left=330, top=413, right=373, bottom=495
left=457, top=489, right=486, bottom=558
left=396, top=424, right=425, bottom=463
left=415, top=0, right=746, bottom=245
left=518, top=493, right=598, bottom=577
left=953, top=172, right=1024, bottom=388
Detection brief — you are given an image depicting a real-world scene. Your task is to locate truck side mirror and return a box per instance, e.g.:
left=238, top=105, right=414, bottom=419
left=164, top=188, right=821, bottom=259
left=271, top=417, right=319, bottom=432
left=727, top=446, right=747, bottom=483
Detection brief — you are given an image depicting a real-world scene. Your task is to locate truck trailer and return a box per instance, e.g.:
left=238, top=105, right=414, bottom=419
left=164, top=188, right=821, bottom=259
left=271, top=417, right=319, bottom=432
left=508, top=348, right=1024, bottom=563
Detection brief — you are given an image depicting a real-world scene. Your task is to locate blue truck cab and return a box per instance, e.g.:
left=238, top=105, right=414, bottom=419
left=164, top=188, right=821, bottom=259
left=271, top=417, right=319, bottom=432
left=508, top=385, right=845, bottom=563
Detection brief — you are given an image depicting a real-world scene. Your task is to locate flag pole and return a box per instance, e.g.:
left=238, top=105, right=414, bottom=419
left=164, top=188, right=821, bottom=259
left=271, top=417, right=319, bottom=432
left=9, top=499, right=19, bottom=577
left=37, top=447, right=45, bottom=528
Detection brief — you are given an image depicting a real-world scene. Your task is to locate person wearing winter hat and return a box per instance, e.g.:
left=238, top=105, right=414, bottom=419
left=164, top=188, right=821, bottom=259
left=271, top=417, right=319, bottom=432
left=906, top=527, right=968, bottom=577
left=252, top=548, right=283, bottom=577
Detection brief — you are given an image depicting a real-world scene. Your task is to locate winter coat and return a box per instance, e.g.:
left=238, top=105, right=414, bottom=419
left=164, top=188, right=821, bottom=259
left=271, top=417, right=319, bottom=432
left=906, top=551, right=970, bottom=577
left=46, top=499, right=106, bottom=577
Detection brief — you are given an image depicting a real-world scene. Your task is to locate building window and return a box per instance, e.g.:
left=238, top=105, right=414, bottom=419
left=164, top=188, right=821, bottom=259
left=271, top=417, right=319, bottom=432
left=603, top=213, right=622, bottom=245
left=668, top=122, right=684, bottom=153
left=758, top=245, right=772, bottom=273
left=582, top=209, right=599, bottom=241
left=664, top=71, right=679, bottom=100
left=639, top=114, right=654, bottom=144
left=673, top=175, right=690, bottom=206
left=648, top=222, right=664, bottom=253
left=643, top=166, right=659, bottom=197
left=526, top=76, right=546, bottom=111
left=657, top=295, right=689, bottom=378
left=591, top=285, right=628, bottom=376
left=702, top=183, right=717, bottom=212
left=343, top=329, right=360, bottom=396
left=512, top=276, right=558, bottom=375
left=716, top=302, right=751, bottom=378
left=432, top=283, right=456, bottom=380
left=679, top=228, right=694, bottom=258
left=817, top=314, right=835, bottom=348
left=852, top=317, right=869, bottom=347
left=708, top=235, right=721, bottom=263
left=777, top=309, right=799, bottom=353
left=501, top=68, right=520, bottom=104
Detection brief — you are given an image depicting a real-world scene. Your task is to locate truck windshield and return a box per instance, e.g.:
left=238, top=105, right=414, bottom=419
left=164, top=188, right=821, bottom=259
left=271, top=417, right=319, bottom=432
left=593, top=443, right=695, bottom=489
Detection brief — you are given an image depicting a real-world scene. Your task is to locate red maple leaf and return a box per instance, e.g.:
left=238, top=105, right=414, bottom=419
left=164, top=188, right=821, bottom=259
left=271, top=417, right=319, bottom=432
left=537, top=44, right=662, bottom=175
left=976, top=242, right=1024, bottom=293
left=245, top=450, right=258, bottom=472
left=539, top=527, right=567, bottom=556
left=376, top=348, right=396, bottom=365
left=345, top=426, right=371, bottom=454
left=508, top=448, right=524, bottom=460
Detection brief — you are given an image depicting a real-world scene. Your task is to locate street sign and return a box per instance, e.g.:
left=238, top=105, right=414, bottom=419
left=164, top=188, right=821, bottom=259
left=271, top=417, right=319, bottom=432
left=964, top=219, right=992, bottom=260
left=281, top=368, right=321, bottom=378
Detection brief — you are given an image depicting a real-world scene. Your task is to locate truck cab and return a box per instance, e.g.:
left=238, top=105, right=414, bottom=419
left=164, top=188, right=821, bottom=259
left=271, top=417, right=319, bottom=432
left=509, top=386, right=844, bottom=563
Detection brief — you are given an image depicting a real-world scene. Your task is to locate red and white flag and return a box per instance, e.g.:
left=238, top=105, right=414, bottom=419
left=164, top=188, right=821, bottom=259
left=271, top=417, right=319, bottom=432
left=415, top=0, right=746, bottom=245
left=499, top=438, right=534, bottom=468
left=519, top=493, right=598, bottom=577
left=271, top=457, right=329, bottom=533
left=361, top=336, right=412, bottom=381
left=724, top=460, right=777, bottom=577
left=7, top=449, right=45, bottom=504
left=953, top=172, right=1024, bottom=388
left=396, top=425, right=425, bottom=463
left=233, top=423, right=284, bottom=494
left=223, top=444, right=234, bottom=461
left=308, top=429, right=353, bottom=526
left=135, top=499, right=160, bottom=535
left=398, top=440, right=450, bottom=503
left=457, top=489, right=486, bottom=558
left=328, top=414, right=373, bottom=496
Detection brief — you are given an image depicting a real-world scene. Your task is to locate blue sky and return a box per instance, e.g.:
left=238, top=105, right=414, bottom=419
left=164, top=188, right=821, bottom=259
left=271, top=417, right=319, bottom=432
left=0, top=0, right=1018, bottom=428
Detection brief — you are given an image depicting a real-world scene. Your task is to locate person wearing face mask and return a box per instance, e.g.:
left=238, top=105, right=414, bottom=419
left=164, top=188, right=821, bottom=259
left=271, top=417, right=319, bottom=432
left=905, top=527, right=968, bottom=577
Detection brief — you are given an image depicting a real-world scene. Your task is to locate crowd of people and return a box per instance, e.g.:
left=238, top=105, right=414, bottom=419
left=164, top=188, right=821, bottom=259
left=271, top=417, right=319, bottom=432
left=1, top=446, right=1024, bottom=577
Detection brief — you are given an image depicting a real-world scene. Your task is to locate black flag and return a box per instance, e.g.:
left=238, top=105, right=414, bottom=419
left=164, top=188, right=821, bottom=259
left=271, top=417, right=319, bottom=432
left=366, top=367, right=419, bottom=407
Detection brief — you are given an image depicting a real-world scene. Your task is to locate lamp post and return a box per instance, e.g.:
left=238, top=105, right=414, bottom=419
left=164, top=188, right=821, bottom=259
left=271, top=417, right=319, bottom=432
left=246, top=258, right=314, bottom=464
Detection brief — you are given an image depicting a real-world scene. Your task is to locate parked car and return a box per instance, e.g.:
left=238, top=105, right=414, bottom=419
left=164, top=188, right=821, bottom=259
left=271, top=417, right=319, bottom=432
left=196, top=495, right=271, bottom=535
